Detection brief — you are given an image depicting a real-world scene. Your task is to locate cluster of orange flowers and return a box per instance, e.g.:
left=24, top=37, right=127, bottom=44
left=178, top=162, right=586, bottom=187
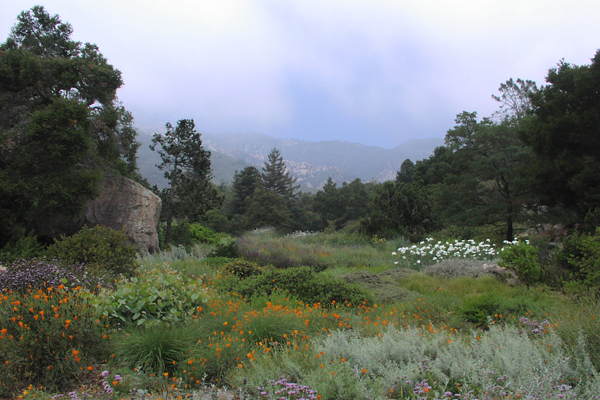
left=1, top=284, right=108, bottom=394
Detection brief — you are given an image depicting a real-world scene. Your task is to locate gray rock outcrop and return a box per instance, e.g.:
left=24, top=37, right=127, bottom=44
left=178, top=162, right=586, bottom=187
left=82, top=174, right=161, bottom=253
left=482, top=262, right=519, bottom=285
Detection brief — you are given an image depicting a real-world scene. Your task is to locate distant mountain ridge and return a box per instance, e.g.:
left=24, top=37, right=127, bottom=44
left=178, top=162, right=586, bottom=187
left=136, top=131, right=443, bottom=190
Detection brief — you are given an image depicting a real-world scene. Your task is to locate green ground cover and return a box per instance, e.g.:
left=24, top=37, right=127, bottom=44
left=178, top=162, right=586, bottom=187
left=1, top=230, right=599, bottom=399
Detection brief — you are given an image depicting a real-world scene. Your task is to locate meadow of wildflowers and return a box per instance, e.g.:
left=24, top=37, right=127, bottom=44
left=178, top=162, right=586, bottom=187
left=1, top=232, right=599, bottom=400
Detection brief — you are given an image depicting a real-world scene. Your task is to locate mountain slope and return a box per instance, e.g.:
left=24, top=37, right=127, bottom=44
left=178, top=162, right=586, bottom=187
left=137, top=132, right=443, bottom=190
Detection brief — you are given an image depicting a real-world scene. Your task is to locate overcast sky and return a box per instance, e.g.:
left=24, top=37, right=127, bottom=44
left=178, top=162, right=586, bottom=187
left=2, top=1, right=600, bottom=148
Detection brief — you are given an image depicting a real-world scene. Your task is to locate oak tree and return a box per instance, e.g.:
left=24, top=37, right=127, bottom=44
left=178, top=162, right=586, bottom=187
left=0, top=6, right=140, bottom=247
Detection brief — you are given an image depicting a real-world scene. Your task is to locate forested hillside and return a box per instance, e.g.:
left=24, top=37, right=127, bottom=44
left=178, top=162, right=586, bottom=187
left=136, top=131, right=443, bottom=190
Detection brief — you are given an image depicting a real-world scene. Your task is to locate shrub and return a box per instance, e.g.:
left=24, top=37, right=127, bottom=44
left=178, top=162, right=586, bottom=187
left=188, top=223, right=224, bottom=245
left=422, top=259, right=487, bottom=279
left=49, top=226, right=138, bottom=277
left=394, top=238, right=498, bottom=270
left=226, top=266, right=373, bottom=307
left=460, top=293, right=503, bottom=326
left=0, top=285, right=107, bottom=396
left=460, top=292, right=531, bottom=327
left=0, top=258, right=109, bottom=293
left=92, top=267, right=208, bottom=326
left=240, top=248, right=300, bottom=269
left=208, top=237, right=239, bottom=258
left=238, top=235, right=331, bottom=272
left=160, top=222, right=226, bottom=249
left=0, top=233, right=47, bottom=264
left=557, top=229, right=600, bottom=287
left=224, top=259, right=264, bottom=279
left=498, top=241, right=542, bottom=287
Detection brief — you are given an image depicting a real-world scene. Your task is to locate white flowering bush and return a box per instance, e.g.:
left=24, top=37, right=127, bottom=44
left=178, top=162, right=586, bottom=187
left=285, top=230, right=318, bottom=238
left=394, top=238, right=500, bottom=270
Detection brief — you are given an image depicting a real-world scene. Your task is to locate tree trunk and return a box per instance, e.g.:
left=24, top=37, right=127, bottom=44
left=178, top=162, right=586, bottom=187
left=505, top=214, right=514, bottom=242
left=164, top=213, right=173, bottom=248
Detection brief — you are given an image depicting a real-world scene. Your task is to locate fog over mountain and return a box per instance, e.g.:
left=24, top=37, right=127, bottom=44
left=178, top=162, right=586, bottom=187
left=137, top=132, right=443, bottom=190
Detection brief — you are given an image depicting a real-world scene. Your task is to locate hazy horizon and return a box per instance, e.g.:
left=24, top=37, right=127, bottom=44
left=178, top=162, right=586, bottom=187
left=2, top=0, right=599, bottom=148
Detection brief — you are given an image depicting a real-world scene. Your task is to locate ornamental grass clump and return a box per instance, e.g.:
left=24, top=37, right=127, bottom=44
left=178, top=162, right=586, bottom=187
left=394, top=238, right=498, bottom=270
left=114, top=325, right=194, bottom=375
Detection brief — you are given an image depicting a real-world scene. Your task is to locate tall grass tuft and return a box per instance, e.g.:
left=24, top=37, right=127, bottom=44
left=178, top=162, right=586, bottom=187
left=114, top=324, right=194, bottom=375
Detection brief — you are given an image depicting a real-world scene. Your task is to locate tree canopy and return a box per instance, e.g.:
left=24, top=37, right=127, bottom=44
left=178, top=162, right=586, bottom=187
left=150, top=119, right=220, bottom=246
left=524, top=51, right=600, bottom=217
left=0, top=6, right=141, bottom=247
left=438, top=112, right=537, bottom=241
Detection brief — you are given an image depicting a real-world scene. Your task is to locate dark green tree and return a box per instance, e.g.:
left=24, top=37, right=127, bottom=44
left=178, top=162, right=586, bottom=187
left=313, top=177, right=341, bottom=230
left=337, top=179, right=372, bottom=228
left=313, top=178, right=372, bottom=231
left=150, top=119, right=220, bottom=246
left=240, top=188, right=295, bottom=232
left=396, top=159, right=415, bottom=183
left=491, top=78, right=537, bottom=123
left=524, top=51, right=600, bottom=217
left=228, top=166, right=262, bottom=217
left=0, top=6, right=140, bottom=247
left=261, top=148, right=299, bottom=200
left=413, top=146, right=456, bottom=186
left=437, top=111, right=537, bottom=241
left=361, top=180, right=436, bottom=240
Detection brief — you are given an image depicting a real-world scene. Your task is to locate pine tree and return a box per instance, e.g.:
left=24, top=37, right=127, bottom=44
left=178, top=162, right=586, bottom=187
left=229, top=166, right=262, bottom=217
left=150, top=119, right=220, bottom=246
left=261, top=148, right=299, bottom=200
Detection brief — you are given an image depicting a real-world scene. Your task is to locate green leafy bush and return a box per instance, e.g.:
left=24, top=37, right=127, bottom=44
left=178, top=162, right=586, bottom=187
left=160, top=222, right=226, bottom=249
left=499, top=241, right=542, bottom=287
left=460, top=292, right=531, bottom=326
left=92, top=268, right=208, bottom=326
left=460, top=293, right=503, bottom=326
left=557, top=229, right=600, bottom=287
left=208, top=237, right=239, bottom=258
left=49, top=226, right=138, bottom=277
left=223, top=266, right=373, bottom=307
left=224, top=259, right=264, bottom=279
left=188, top=223, right=224, bottom=245
left=0, top=233, right=47, bottom=264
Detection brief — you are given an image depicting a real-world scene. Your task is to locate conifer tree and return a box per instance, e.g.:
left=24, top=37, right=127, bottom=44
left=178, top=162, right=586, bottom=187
left=261, top=148, right=299, bottom=200
left=150, top=119, right=220, bottom=246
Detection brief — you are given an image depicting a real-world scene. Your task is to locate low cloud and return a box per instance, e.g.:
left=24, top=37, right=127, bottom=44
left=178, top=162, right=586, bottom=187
left=2, top=0, right=600, bottom=147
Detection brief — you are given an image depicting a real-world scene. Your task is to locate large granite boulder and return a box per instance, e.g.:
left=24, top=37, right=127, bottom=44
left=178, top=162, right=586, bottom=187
left=82, top=174, right=161, bottom=253
left=35, top=174, right=161, bottom=253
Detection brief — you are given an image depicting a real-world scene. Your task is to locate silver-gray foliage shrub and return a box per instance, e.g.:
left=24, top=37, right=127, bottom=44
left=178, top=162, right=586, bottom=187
left=311, top=324, right=600, bottom=399
left=422, top=259, right=488, bottom=279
